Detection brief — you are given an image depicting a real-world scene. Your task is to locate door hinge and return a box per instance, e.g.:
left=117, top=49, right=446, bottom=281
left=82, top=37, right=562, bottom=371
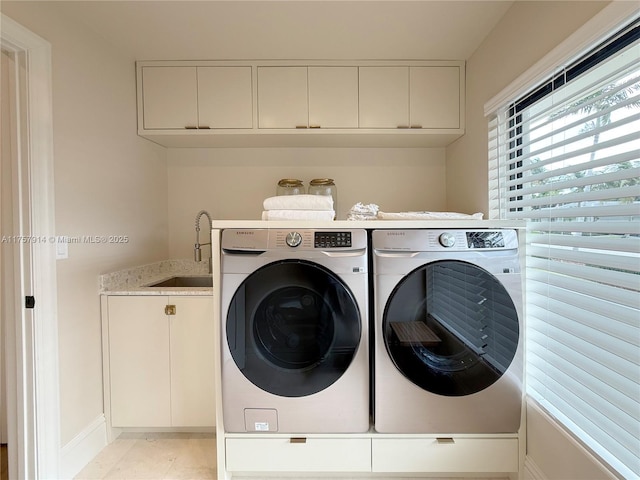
left=25, top=296, right=35, bottom=309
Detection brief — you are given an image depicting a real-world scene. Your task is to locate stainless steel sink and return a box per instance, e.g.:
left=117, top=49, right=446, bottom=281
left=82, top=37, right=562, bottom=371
left=145, top=276, right=212, bottom=288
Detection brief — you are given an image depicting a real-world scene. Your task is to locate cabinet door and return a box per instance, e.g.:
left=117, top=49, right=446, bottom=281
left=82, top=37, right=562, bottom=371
left=308, top=67, right=358, bottom=128
left=108, top=296, right=171, bottom=427
left=410, top=66, right=460, bottom=129
left=197, top=66, right=253, bottom=129
left=170, top=296, right=216, bottom=426
left=142, top=66, right=198, bottom=129
left=359, top=66, right=409, bottom=128
left=257, top=66, right=308, bottom=128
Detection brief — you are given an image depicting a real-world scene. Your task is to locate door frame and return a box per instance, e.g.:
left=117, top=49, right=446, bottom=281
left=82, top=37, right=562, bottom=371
left=1, top=14, right=60, bottom=479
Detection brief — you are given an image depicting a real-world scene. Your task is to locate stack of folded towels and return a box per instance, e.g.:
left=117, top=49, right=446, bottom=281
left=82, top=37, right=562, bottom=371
left=262, top=195, right=335, bottom=221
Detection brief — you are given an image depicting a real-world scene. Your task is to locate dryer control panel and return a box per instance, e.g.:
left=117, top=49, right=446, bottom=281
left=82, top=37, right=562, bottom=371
left=373, top=229, right=518, bottom=252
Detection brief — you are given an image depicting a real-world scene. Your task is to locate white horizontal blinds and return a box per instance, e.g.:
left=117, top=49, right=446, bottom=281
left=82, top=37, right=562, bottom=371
left=488, top=20, right=640, bottom=480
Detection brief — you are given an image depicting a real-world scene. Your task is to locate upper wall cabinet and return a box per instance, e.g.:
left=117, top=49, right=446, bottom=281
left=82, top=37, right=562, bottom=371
left=258, top=66, right=359, bottom=129
left=136, top=60, right=464, bottom=147
left=359, top=66, right=461, bottom=129
left=139, top=64, right=253, bottom=130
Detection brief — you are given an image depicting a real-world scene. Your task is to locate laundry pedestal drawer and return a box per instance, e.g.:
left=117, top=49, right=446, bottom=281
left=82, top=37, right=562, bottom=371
left=225, top=437, right=371, bottom=472
left=372, top=436, right=519, bottom=473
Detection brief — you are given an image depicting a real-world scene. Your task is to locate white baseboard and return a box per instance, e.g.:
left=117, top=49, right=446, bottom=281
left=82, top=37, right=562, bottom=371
left=524, top=457, right=548, bottom=480
left=60, top=414, right=108, bottom=480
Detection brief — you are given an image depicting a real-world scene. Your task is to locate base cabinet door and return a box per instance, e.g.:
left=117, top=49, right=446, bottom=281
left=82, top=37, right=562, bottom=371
left=225, top=437, right=371, bottom=472
left=107, top=295, right=215, bottom=428
left=109, top=296, right=171, bottom=427
left=372, top=437, right=519, bottom=473
left=170, top=296, right=216, bottom=426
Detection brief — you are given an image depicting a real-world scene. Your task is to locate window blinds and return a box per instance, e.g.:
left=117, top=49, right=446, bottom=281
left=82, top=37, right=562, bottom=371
left=488, top=21, right=639, bottom=479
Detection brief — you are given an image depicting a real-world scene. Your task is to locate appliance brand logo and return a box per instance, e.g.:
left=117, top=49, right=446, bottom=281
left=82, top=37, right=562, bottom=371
left=387, top=232, right=406, bottom=236
left=235, top=231, right=254, bottom=236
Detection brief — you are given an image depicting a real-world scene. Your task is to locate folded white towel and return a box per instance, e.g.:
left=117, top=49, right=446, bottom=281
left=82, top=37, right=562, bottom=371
left=263, top=194, right=333, bottom=211
left=377, top=211, right=484, bottom=220
left=262, top=210, right=336, bottom=221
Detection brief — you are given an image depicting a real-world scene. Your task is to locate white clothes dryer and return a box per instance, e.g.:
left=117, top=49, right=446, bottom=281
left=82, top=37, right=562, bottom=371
left=372, top=229, right=524, bottom=433
left=221, top=228, right=369, bottom=433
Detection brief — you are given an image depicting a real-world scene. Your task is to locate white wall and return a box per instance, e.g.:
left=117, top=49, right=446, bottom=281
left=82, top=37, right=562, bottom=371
left=445, top=0, right=609, bottom=216
left=166, top=147, right=446, bottom=257
left=0, top=2, right=169, bottom=446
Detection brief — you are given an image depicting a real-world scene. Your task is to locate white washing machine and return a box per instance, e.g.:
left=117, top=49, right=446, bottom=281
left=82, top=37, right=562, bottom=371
left=372, top=229, right=524, bottom=433
left=221, top=228, right=369, bottom=433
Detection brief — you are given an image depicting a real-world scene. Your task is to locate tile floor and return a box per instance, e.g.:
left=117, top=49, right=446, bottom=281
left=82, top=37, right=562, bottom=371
left=74, top=433, right=509, bottom=480
left=74, top=433, right=216, bottom=480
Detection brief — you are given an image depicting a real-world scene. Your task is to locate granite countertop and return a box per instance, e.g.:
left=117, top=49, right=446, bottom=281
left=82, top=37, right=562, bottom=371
left=100, top=259, right=213, bottom=296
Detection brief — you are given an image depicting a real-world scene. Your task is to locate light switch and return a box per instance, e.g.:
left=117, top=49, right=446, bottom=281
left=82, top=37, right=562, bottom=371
left=56, top=237, right=68, bottom=259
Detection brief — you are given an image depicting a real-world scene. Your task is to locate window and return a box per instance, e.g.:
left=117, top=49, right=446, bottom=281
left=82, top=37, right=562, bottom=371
left=487, top=19, right=639, bottom=479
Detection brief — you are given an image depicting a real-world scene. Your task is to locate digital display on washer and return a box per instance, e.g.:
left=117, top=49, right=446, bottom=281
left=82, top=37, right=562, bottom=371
left=315, top=232, right=352, bottom=248
left=466, top=231, right=505, bottom=249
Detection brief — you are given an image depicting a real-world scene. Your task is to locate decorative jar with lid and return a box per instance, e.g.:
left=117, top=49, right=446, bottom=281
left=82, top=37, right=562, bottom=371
left=276, top=178, right=305, bottom=195
left=309, top=178, right=337, bottom=216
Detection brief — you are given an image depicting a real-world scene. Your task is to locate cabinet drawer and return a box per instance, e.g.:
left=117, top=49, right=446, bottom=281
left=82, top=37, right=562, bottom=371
left=226, top=437, right=371, bottom=472
left=372, top=437, right=518, bottom=473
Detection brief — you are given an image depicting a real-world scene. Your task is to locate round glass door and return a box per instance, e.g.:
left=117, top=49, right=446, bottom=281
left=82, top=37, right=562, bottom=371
left=383, top=260, right=519, bottom=396
left=227, top=259, right=361, bottom=397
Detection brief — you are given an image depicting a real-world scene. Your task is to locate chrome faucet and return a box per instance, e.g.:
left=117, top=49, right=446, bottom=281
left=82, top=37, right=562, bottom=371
left=194, top=210, right=213, bottom=274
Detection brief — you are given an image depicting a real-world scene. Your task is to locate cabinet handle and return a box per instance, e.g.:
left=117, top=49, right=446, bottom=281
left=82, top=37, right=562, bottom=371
left=165, top=305, right=176, bottom=316
left=295, top=125, right=308, bottom=129
left=309, top=125, right=321, bottom=129
left=410, top=125, right=423, bottom=129
left=184, top=126, right=198, bottom=130
left=436, top=437, right=455, bottom=444
left=198, top=125, right=211, bottom=129
left=290, top=437, right=307, bottom=444
left=396, top=125, right=410, bottom=129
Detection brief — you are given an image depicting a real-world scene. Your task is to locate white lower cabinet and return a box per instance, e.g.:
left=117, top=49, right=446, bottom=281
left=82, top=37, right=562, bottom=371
left=223, top=435, right=519, bottom=475
left=107, top=295, right=215, bottom=428
left=225, top=437, right=371, bottom=472
left=371, top=437, right=519, bottom=473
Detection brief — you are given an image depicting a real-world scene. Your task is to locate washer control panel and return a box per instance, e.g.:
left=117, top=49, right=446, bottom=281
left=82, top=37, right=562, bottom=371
left=314, top=231, right=352, bottom=248
left=221, top=229, right=365, bottom=251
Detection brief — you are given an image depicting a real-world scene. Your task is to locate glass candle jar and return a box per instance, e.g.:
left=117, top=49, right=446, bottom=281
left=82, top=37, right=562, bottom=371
left=276, top=178, right=305, bottom=195
left=309, top=178, right=337, bottom=216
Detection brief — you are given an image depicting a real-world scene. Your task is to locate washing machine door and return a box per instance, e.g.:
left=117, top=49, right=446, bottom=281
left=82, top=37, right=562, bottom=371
left=383, top=259, right=519, bottom=396
left=226, top=259, right=361, bottom=397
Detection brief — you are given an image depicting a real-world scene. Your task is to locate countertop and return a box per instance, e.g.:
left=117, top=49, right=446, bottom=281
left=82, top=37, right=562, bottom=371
left=211, top=219, right=526, bottom=229
left=100, top=259, right=213, bottom=296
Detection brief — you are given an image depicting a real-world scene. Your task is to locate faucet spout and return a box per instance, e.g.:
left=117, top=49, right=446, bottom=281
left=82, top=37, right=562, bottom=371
left=194, top=210, right=213, bottom=273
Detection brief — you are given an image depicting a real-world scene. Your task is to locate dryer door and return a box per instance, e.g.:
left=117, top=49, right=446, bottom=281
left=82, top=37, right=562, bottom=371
left=226, top=259, right=361, bottom=397
left=383, top=259, right=519, bottom=396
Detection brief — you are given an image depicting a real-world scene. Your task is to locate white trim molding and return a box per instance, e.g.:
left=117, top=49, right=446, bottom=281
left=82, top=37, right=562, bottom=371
left=60, top=415, right=108, bottom=480
left=524, top=457, right=549, bottom=480
left=1, top=13, right=60, bottom=479
left=484, top=2, right=640, bottom=116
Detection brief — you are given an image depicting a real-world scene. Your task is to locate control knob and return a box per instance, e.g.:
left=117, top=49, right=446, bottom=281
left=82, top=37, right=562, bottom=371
left=286, top=231, right=303, bottom=247
left=439, top=232, right=456, bottom=248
